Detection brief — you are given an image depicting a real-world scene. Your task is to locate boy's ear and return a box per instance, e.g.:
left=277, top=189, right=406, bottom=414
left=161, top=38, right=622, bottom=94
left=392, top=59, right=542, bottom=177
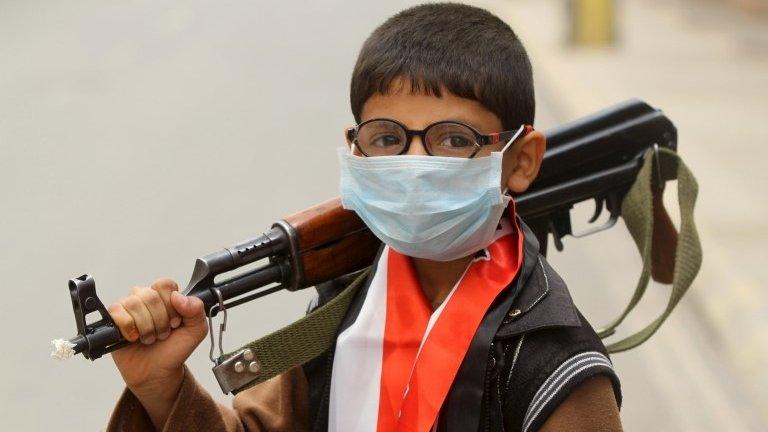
left=344, top=127, right=354, bottom=147
left=504, top=130, right=546, bottom=194
left=344, top=127, right=363, bottom=156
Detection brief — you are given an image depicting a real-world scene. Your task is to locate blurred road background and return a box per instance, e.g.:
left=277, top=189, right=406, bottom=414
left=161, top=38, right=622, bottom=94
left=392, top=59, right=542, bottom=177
left=1, top=0, right=765, bottom=430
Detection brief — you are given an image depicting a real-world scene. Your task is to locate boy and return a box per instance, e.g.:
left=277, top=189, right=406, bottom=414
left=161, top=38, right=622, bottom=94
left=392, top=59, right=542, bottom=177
left=106, top=3, right=623, bottom=431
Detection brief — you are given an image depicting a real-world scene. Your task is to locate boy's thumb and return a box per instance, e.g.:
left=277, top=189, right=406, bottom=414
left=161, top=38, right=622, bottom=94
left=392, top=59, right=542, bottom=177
left=170, top=291, right=205, bottom=321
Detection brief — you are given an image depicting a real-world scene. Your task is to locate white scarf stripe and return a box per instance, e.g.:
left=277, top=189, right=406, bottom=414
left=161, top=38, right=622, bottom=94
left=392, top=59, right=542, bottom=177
left=328, top=250, right=390, bottom=432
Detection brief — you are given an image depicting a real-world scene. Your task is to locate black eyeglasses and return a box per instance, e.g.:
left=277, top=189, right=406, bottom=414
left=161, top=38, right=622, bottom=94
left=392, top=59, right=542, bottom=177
left=345, top=118, right=530, bottom=158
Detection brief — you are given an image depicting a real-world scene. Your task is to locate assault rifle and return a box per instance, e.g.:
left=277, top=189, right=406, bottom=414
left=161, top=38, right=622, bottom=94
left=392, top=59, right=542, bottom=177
left=57, top=98, right=679, bottom=362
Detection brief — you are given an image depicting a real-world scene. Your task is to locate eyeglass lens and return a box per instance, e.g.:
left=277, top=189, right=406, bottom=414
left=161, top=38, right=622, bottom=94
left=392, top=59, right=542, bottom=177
left=356, top=120, right=480, bottom=158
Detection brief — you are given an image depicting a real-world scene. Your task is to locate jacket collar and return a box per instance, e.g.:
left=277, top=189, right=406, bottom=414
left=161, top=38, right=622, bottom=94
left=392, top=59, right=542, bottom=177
left=495, top=218, right=581, bottom=339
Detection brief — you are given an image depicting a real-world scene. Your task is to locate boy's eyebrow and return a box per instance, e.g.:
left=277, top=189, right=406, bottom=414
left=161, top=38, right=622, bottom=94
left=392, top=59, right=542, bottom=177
left=442, top=117, right=484, bottom=130
left=361, top=116, right=495, bottom=132
left=437, top=116, right=502, bottom=133
left=401, top=117, right=489, bottom=131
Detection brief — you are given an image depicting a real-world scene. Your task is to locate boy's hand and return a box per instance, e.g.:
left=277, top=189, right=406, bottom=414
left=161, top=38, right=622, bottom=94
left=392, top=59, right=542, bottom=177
left=107, top=278, right=208, bottom=426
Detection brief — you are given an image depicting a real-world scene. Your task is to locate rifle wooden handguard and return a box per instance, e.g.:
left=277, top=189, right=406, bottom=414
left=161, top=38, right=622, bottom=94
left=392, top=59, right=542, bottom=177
left=282, top=198, right=379, bottom=287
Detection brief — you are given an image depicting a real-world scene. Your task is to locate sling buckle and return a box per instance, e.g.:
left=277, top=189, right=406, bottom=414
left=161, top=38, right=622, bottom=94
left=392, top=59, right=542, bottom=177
left=212, top=348, right=262, bottom=394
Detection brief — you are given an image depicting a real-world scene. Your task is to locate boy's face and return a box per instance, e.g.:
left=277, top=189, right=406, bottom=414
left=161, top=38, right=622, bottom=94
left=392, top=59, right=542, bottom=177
left=354, top=79, right=546, bottom=194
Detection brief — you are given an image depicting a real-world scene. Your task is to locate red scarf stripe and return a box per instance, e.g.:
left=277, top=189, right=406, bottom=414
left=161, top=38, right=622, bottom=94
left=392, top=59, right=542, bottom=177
left=377, top=252, right=432, bottom=430
left=377, top=204, right=525, bottom=432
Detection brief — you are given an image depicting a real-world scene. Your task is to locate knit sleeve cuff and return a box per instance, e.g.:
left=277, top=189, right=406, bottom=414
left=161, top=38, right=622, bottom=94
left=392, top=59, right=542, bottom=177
left=107, top=365, right=232, bottom=432
left=521, top=351, right=620, bottom=432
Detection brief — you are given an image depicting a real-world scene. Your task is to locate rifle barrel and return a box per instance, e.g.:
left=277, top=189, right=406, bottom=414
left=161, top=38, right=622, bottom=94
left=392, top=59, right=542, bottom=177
left=68, top=262, right=285, bottom=358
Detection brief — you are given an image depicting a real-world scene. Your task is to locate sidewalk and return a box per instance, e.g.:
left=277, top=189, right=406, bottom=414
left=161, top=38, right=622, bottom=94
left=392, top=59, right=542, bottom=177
left=481, top=0, right=768, bottom=429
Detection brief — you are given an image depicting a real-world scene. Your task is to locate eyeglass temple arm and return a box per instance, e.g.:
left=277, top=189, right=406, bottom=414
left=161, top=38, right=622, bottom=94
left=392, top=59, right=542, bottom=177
left=485, top=124, right=533, bottom=146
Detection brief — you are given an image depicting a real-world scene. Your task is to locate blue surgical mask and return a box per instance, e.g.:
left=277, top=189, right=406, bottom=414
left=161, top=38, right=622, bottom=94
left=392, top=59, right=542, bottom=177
left=338, top=125, right=524, bottom=261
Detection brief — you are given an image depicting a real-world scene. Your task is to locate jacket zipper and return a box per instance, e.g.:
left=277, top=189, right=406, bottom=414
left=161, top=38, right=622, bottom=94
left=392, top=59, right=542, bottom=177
left=483, top=343, right=495, bottom=432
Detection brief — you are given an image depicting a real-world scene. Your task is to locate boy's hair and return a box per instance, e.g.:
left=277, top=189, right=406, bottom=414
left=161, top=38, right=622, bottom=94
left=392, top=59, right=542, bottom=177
left=350, top=2, right=535, bottom=129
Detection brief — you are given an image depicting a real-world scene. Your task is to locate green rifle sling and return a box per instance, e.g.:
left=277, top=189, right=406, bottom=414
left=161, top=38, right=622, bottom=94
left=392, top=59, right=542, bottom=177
left=597, top=147, right=702, bottom=352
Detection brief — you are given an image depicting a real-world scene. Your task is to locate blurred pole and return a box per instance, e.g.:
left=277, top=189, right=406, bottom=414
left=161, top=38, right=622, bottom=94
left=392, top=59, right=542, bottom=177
left=733, top=0, right=768, bottom=16
left=569, top=0, right=615, bottom=46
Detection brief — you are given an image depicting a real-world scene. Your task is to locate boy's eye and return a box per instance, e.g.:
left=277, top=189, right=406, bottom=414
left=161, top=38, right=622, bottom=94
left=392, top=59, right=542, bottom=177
left=425, top=123, right=478, bottom=156
left=370, top=134, right=402, bottom=147
left=436, top=134, right=473, bottom=148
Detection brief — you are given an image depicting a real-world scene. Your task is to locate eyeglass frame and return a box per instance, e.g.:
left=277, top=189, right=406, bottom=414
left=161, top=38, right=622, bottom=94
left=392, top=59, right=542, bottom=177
left=345, top=118, right=533, bottom=158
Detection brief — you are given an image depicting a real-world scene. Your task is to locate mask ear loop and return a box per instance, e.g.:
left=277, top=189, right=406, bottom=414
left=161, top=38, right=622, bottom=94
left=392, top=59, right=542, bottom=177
left=501, top=124, right=526, bottom=153
left=499, top=124, right=527, bottom=195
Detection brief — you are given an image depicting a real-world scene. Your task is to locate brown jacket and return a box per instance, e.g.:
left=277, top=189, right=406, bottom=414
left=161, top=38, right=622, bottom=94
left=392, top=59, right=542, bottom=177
left=107, top=365, right=310, bottom=432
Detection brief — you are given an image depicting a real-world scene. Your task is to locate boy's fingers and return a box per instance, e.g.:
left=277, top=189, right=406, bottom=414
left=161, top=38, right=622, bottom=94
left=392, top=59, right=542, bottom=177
left=120, top=293, right=156, bottom=344
left=151, top=278, right=182, bottom=329
left=134, top=287, right=171, bottom=340
left=108, top=303, right=140, bottom=342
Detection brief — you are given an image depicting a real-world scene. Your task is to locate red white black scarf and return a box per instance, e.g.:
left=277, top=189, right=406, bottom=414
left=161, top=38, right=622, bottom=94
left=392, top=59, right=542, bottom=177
left=329, top=203, right=524, bottom=432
